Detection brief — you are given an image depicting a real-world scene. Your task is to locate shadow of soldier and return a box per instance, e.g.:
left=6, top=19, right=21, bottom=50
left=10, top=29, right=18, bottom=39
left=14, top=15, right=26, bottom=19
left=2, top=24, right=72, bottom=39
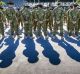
left=36, top=37, right=61, bottom=65
left=22, top=38, right=39, bottom=63
left=52, top=36, right=80, bottom=62
left=64, top=33, right=80, bottom=46
left=0, top=37, right=19, bottom=68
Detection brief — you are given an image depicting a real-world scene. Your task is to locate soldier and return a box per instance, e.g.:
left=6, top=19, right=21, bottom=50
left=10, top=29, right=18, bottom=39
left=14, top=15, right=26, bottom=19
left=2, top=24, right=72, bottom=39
left=66, top=3, right=73, bottom=36
left=22, top=5, right=33, bottom=39
left=0, top=5, right=6, bottom=38
left=42, top=6, right=48, bottom=39
left=5, top=1, right=19, bottom=38
left=48, top=4, right=53, bottom=33
left=32, top=6, right=38, bottom=33
left=53, top=2, right=64, bottom=39
left=16, top=7, right=24, bottom=30
left=67, top=3, right=79, bottom=37
left=36, top=4, right=45, bottom=38
left=43, top=6, right=53, bottom=39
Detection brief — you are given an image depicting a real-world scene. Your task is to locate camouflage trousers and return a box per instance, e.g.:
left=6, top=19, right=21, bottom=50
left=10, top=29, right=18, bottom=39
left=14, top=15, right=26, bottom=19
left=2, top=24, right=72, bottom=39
left=24, top=21, right=33, bottom=37
left=42, top=20, right=48, bottom=36
left=0, top=22, right=4, bottom=36
left=78, top=19, right=80, bottom=32
left=47, top=19, right=53, bottom=32
left=36, top=21, right=43, bottom=37
left=33, top=20, right=38, bottom=32
left=11, top=21, right=19, bottom=36
left=53, top=21, right=63, bottom=36
left=68, top=22, right=78, bottom=36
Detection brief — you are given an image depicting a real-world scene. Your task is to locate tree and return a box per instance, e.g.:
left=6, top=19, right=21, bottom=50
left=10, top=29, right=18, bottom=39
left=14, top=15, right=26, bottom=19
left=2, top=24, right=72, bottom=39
left=0, top=1, right=6, bottom=6
left=76, top=0, right=80, bottom=3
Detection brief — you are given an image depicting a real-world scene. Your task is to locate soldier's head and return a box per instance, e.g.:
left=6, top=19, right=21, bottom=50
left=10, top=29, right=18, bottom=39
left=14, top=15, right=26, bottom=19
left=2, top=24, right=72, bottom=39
left=24, top=4, right=30, bottom=9
left=37, top=4, right=43, bottom=9
left=73, top=3, right=78, bottom=9
left=70, top=3, right=73, bottom=9
left=7, top=1, right=14, bottom=8
left=57, top=2, right=61, bottom=7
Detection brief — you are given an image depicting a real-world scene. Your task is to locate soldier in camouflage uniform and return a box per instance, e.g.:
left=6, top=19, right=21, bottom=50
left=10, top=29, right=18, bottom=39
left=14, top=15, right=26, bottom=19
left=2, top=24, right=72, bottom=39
left=32, top=7, right=38, bottom=32
left=36, top=4, right=45, bottom=38
left=67, top=3, right=79, bottom=36
left=22, top=5, right=33, bottom=39
left=66, top=4, right=73, bottom=36
left=43, top=6, right=53, bottom=39
left=42, top=6, right=48, bottom=39
left=5, top=1, right=19, bottom=38
left=32, top=6, right=38, bottom=33
left=0, top=4, right=6, bottom=38
left=16, top=7, right=24, bottom=30
left=53, top=2, right=64, bottom=39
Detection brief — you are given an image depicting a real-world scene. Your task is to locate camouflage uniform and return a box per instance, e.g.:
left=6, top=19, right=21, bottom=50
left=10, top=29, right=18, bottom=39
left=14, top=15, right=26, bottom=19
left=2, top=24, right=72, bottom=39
left=22, top=6, right=33, bottom=38
left=16, top=8, right=24, bottom=29
left=5, top=2, right=18, bottom=37
left=53, top=3, right=64, bottom=37
left=78, top=9, right=80, bottom=33
left=43, top=7, right=53, bottom=38
left=32, top=7, right=38, bottom=32
left=66, top=5, right=73, bottom=36
left=36, top=5, right=45, bottom=37
left=68, top=4, right=79, bottom=36
left=0, top=7, right=6, bottom=37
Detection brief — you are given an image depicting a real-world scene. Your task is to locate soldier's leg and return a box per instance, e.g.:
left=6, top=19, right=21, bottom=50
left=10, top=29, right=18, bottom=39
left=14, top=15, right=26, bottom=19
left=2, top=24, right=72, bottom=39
left=49, top=19, right=53, bottom=32
left=78, top=19, right=80, bottom=33
left=60, top=23, right=63, bottom=37
left=75, top=23, right=78, bottom=36
left=15, top=23, right=19, bottom=36
left=24, top=22, right=29, bottom=37
left=67, top=22, right=70, bottom=33
left=29, top=23, right=33, bottom=37
left=37, top=23, right=42, bottom=37
left=0, top=23, right=4, bottom=36
left=11, top=21, right=14, bottom=36
left=33, top=21, right=37, bottom=32
left=69, top=22, right=74, bottom=36
left=43, top=21, right=48, bottom=38
left=53, top=22, right=58, bottom=36
left=67, top=23, right=72, bottom=36
left=21, top=21, right=24, bottom=28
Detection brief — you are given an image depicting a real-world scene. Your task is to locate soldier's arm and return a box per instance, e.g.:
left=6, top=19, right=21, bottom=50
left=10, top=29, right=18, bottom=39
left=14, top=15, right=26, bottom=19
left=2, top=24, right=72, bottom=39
left=21, top=10, right=25, bottom=24
left=77, top=10, right=80, bottom=20
left=2, top=10, right=6, bottom=23
left=66, top=10, right=69, bottom=24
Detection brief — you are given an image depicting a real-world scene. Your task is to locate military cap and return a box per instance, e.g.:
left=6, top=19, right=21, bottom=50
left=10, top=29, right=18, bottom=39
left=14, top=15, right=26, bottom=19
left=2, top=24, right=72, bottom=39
left=37, top=4, right=43, bottom=8
left=24, top=4, right=30, bottom=8
left=7, top=1, right=14, bottom=5
left=57, top=2, right=61, bottom=6
left=73, top=3, right=78, bottom=7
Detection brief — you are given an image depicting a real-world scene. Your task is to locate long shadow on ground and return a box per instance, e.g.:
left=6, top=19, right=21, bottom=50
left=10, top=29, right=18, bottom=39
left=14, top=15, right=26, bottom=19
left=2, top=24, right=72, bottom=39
left=0, top=37, right=19, bottom=68
left=51, top=37, right=80, bottom=62
left=36, top=37, right=61, bottom=65
left=22, top=38, right=39, bottom=63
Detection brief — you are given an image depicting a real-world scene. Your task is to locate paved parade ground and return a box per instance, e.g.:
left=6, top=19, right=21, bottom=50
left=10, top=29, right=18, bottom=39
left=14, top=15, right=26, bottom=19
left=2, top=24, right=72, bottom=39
left=0, top=25, right=80, bottom=74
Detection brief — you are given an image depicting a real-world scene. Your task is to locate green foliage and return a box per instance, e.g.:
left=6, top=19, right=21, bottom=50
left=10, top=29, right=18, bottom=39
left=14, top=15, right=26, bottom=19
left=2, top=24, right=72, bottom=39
left=76, top=0, right=80, bottom=3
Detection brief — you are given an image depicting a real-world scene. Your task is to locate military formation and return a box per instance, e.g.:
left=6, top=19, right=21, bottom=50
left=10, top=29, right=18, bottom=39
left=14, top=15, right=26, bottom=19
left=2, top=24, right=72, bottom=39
left=0, top=1, right=80, bottom=40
